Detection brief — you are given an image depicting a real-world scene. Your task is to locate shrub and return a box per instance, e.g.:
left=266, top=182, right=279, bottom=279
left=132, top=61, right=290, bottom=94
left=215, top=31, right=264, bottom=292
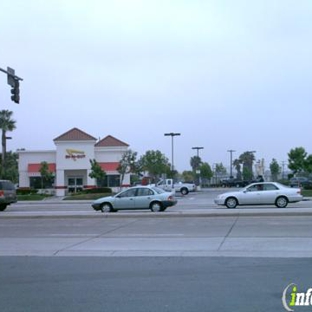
left=84, top=187, right=112, bottom=194
left=17, top=188, right=38, bottom=195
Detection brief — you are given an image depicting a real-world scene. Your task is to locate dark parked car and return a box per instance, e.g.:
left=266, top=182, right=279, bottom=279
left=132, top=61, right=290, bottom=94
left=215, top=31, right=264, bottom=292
left=0, top=180, right=17, bottom=211
left=289, top=177, right=312, bottom=188
left=220, top=176, right=264, bottom=188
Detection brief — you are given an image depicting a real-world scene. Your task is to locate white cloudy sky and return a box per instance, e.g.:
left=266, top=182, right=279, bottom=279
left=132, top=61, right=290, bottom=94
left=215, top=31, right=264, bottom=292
left=1, top=0, right=311, bottom=172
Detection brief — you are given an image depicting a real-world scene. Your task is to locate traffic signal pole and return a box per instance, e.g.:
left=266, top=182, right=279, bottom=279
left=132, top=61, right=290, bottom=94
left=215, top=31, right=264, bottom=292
left=0, top=66, right=23, bottom=104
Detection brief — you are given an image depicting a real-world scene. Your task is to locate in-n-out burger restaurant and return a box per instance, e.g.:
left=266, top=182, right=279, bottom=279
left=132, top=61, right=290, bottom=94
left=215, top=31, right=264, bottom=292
left=18, top=128, right=131, bottom=196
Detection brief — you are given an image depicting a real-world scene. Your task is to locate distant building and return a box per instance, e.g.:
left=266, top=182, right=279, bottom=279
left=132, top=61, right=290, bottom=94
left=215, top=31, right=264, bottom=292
left=18, top=128, right=130, bottom=196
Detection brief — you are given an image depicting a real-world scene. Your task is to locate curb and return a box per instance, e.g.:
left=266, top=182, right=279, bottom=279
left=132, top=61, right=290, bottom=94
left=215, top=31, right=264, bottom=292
left=2, top=209, right=312, bottom=219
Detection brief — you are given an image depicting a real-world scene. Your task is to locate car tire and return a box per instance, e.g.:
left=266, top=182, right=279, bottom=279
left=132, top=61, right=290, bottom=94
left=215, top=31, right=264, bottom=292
left=180, top=188, right=189, bottom=195
left=0, top=204, right=7, bottom=211
left=100, top=203, right=112, bottom=213
left=275, top=196, right=288, bottom=208
left=150, top=202, right=163, bottom=212
left=225, top=197, right=238, bottom=209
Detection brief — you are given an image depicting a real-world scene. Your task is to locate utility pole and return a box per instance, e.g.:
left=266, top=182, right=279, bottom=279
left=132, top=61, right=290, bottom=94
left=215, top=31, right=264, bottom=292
left=227, top=149, right=236, bottom=178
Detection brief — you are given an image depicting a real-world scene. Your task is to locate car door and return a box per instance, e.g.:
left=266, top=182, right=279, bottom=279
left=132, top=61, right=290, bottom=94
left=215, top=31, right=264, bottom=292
left=239, top=184, right=263, bottom=205
left=258, top=183, right=279, bottom=204
left=114, top=188, right=137, bottom=209
left=134, top=188, right=155, bottom=209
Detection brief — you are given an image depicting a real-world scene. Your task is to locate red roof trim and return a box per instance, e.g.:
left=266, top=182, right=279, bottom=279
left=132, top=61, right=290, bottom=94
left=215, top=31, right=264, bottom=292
left=54, top=128, right=97, bottom=141
left=95, top=135, right=129, bottom=147
left=99, top=162, right=119, bottom=171
left=28, top=163, right=56, bottom=173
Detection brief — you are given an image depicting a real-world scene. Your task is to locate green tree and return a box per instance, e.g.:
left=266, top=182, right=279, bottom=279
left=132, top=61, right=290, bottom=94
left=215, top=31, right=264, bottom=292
left=190, top=156, right=202, bottom=185
left=89, top=159, right=106, bottom=187
left=233, top=159, right=242, bottom=180
left=215, top=163, right=227, bottom=176
left=181, top=170, right=195, bottom=182
left=288, top=147, right=307, bottom=174
left=117, top=149, right=138, bottom=187
left=239, top=151, right=255, bottom=180
left=139, top=150, right=171, bottom=181
left=0, top=151, right=18, bottom=183
left=199, top=162, right=213, bottom=185
left=242, top=167, right=253, bottom=181
left=39, top=161, right=54, bottom=189
left=304, top=155, right=312, bottom=174
left=190, top=156, right=202, bottom=172
left=0, top=110, right=16, bottom=178
left=270, top=158, right=281, bottom=182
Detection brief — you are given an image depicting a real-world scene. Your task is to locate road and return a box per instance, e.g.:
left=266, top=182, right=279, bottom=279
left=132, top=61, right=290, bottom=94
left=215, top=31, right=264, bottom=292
left=1, top=191, right=312, bottom=311
left=1, top=214, right=312, bottom=257
left=2, top=189, right=312, bottom=216
left=1, top=256, right=312, bottom=312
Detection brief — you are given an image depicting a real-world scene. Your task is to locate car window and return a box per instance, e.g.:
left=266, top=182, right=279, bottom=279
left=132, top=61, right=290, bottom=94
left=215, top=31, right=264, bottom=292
left=152, top=187, right=165, bottom=194
left=137, top=188, right=154, bottom=197
left=246, top=184, right=263, bottom=192
left=263, top=183, right=278, bottom=191
left=118, top=188, right=137, bottom=198
left=3, top=181, right=15, bottom=190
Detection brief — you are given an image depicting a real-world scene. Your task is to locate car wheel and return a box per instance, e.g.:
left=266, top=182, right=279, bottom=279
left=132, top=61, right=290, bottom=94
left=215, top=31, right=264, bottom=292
left=100, top=203, right=112, bottom=213
left=275, top=196, right=288, bottom=208
left=181, top=188, right=189, bottom=195
left=0, top=204, right=7, bottom=211
left=225, top=197, right=238, bottom=209
left=150, top=202, right=163, bottom=212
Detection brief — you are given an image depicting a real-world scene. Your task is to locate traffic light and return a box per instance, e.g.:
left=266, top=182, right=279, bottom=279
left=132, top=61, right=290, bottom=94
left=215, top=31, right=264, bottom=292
left=11, top=79, right=20, bottom=104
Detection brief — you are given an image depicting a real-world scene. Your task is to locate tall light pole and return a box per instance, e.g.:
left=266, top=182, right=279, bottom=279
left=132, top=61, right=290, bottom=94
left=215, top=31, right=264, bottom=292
left=192, top=146, right=204, bottom=158
left=192, top=147, right=204, bottom=186
left=164, top=133, right=181, bottom=172
left=227, top=149, right=236, bottom=178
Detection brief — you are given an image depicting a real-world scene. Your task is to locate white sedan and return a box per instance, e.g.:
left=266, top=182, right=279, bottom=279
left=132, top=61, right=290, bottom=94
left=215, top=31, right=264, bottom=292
left=214, top=182, right=303, bottom=209
left=92, top=186, right=177, bottom=212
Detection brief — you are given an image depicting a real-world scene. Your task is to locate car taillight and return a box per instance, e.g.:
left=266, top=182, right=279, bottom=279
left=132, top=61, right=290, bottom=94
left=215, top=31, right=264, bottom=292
left=168, top=196, right=174, bottom=201
left=0, top=190, right=4, bottom=197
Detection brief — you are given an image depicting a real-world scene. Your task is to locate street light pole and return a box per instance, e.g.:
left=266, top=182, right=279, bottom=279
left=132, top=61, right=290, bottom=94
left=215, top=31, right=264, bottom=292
left=192, top=147, right=204, bottom=186
left=164, top=133, right=181, bottom=173
left=227, top=149, right=236, bottom=178
left=192, top=146, right=204, bottom=158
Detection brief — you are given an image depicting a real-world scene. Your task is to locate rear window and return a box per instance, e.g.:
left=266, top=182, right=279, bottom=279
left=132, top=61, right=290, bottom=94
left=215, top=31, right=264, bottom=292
left=152, top=187, right=166, bottom=194
left=0, top=181, right=15, bottom=190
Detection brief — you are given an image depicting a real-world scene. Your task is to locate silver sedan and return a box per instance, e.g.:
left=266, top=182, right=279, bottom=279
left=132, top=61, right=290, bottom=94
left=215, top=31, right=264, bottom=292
left=214, top=182, right=303, bottom=209
left=92, top=186, right=177, bottom=212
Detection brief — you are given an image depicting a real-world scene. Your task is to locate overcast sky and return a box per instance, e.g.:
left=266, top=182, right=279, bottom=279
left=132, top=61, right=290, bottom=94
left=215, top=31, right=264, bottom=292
left=1, top=0, right=311, bottom=172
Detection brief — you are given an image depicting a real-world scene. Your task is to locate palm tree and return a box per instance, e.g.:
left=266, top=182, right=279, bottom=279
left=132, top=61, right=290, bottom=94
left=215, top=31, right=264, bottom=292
left=233, top=159, right=242, bottom=180
left=190, top=156, right=202, bottom=172
left=0, top=110, right=16, bottom=178
left=239, top=151, right=256, bottom=181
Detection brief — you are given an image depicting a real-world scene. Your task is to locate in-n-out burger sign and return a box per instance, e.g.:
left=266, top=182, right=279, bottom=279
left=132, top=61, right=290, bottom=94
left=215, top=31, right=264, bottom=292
left=65, top=149, right=86, bottom=161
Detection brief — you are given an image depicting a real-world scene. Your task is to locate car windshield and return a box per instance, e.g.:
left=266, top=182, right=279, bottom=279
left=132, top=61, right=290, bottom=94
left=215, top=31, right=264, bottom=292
left=152, top=187, right=166, bottom=194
